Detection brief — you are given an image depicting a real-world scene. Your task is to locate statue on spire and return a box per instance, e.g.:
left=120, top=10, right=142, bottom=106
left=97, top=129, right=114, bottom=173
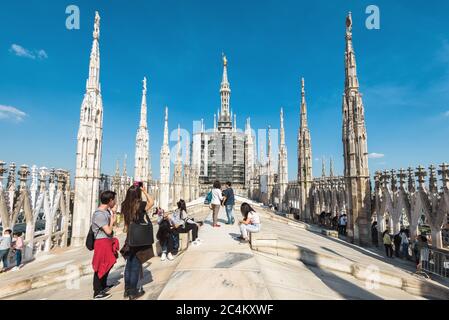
left=222, top=52, right=228, bottom=67
left=93, top=11, right=101, bottom=40
left=346, top=12, right=352, bottom=33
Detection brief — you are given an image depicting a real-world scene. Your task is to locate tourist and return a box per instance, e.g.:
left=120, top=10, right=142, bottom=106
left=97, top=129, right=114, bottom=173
left=0, top=229, right=12, bottom=272
left=211, top=180, right=223, bottom=227
left=332, top=214, right=339, bottom=231
left=222, top=182, right=236, bottom=225
left=339, top=214, right=347, bottom=236
left=91, top=191, right=119, bottom=300
left=400, top=229, right=410, bottom=259
left=157, top=211, right=176, bottom=261
left=11, top=232, right=24, bottom=271
left=238, top=203, right=261, bottom=243
left=415, top=234, right=430, bottom=272
left=383, top=229, right=393, bottom=258
left=121, top=184, right=155, bottom=300
left=319, top=211, right=326, bottom=226
left=371, top=221, right=378, bottom=247
left=393, top=230, right=403, bottom=258
left=171, top=200, right=202, bottom=247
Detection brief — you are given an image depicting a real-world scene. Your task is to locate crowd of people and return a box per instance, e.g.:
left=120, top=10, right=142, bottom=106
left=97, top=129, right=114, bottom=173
left=88, top=180, right=262, bottom=300
left=0, top=229, right=25, bottom=273
left=376, top=223, right=431, bottom=272
left=315, top=211, right=432, bottom=274
left=320, top=211, right=348, bottom=236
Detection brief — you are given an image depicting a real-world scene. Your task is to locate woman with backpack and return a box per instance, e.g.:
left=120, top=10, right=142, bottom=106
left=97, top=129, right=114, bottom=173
left=121, top=184, right=154, bottom=300
left=210, top=181, right=223, bottom=228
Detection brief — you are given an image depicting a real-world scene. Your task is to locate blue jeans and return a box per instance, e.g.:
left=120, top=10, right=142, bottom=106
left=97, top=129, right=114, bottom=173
left=0, top=249, right=9, bottom=268
left=161, top=233, right=179, bottom=254
left=171, top=232, right=179, bottom=254
left=240, top=224, right=260, bottom=239
left=15, top=250, right=22, bottom=267
left=225, top=205, right=235, bottom=224
left=124, top=254, right=142, bottom=295
left=402, top=243, right=409, bottom=258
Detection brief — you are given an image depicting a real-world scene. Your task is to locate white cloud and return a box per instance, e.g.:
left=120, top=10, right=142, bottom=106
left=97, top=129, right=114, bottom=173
left=9, top=44, right=48, bottom=60
left=368, top=153, right=385, bottom=159
left=0, top=105, right=27, bottom=122
left=37, top=49, right=48, bottom=59
left=10, top=44, right=35, bottom=59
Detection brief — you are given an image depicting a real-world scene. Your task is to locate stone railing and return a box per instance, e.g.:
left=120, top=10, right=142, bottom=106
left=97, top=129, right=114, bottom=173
left=373, top=164, right=449, bottom=249
left=0, top=161, right=72, bottom=263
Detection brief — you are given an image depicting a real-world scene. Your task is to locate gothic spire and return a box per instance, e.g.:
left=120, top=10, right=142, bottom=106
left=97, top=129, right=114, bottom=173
left=219, top=53, right=232, bottom=131
left=86, top=11, right=101, bottom=92
left=163, top=107, right=169, bottom=146
left=139, top=77, right=148, bottom=128
left=322, top=157, right=326, bottom=177
left=115, top=159, right=120, bottom=176
left=177, top=125, right=182, bottom=162
left=185, top=135, right=190, bottom=166
left=280, top=107, right=285, bottom=146
left=267, top=125, right=272, bottom=161
left=330, top=157, right=334, bottom=177
left=300, top=77, right=308, bottom=129
left=345, top=12, right=359, bottom=91
left=123, top=154, right=128, bottom=177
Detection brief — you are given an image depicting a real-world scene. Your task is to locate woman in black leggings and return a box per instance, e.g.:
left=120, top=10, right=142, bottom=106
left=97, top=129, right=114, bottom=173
left=172, top=200, right=202, bottom=245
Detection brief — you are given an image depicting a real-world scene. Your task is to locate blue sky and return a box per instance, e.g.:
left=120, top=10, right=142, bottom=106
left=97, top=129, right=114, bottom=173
left=1, top=0, right=448, bottom=182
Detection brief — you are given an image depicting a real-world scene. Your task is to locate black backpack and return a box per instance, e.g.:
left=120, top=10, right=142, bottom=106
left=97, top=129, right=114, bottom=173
left=85, top=225, right=100, bottom=251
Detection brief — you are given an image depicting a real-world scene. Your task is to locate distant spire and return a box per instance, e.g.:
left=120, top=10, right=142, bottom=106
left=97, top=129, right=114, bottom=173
left=280, top=108, right=286, bottom=146
left=163, top=107, right=169, bottom=146
left=115, top=159, right=120, bottom=176
left=185, top=135, right=190, bottom=165
left=123, top=154, right=128, bottom=177
left=177, top=125, right=182, bottom=162
left=221, top=52, right=229, bottom=85
left=322, top=157, right=326, bottom=177
left=233, top=114, right=237, bottom=132
left=267, top=126, right=272, bottom=159
left=201, top=118, right=205, bottom=132
left=300, top=77, right=308, bottom=129
left=345, top=12, right=359, bottom=91
left=219, top=54, right=232, bottom=131
left=86, top=12, right=101, bottom=92
left=139, top=77, right=148, bottom=128
left=330, top=157, right=334, bottom=177
left=214, top=114, right=217, bottom=131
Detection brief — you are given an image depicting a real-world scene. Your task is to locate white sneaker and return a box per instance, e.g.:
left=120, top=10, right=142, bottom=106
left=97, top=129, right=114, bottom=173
left=161, top=252, right=167, bottom=261
left=167, top=252, right=174, bottom=261
left=11, top=266, right=19, bottom=271
left=192, top=240, right=200, bottom=246
left=196, top=238, right=202, bottom=242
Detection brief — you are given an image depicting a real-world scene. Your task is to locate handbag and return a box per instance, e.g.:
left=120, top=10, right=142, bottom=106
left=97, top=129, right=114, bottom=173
left=128, top=214, right=154, bottom=247
left=136, top=246, right=155, bottom=264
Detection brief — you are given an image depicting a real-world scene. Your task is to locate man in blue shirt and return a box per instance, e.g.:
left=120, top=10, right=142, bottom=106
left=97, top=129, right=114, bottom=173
left=222, top=182, right=235, bottom=225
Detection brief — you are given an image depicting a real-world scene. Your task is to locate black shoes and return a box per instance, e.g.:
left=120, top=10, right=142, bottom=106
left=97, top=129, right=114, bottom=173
left=93, top=291, right=112, bottom=300
left=129, top=289, right=145, bottom=300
